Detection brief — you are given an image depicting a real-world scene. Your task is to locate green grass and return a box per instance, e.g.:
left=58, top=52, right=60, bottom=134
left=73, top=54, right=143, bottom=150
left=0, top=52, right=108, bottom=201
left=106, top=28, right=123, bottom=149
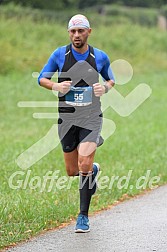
left=0, top=12, right=167, bottom=249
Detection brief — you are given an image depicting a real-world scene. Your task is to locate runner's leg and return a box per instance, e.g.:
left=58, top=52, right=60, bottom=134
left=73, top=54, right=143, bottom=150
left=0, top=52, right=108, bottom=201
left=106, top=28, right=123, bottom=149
left=63, top=148, right=79, bottom=176
left=78, top=142, right=96, bottom=216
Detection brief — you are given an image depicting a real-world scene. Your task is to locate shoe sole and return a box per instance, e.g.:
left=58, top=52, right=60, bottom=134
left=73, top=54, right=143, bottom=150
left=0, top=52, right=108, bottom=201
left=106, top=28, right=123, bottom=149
left=75, top=228, right=90, bottom=233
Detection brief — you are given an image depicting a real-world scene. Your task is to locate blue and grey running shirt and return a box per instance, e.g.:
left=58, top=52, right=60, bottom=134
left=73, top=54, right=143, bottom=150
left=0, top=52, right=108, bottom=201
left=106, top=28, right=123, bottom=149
left=38, top=45, right=115, bottom=83
left=38, top=44, right=115, bottom=117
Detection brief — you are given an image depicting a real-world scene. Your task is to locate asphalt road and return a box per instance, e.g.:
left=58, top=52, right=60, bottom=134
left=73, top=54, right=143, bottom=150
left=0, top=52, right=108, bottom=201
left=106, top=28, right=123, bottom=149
left=6, top=185, right=167, bottom=252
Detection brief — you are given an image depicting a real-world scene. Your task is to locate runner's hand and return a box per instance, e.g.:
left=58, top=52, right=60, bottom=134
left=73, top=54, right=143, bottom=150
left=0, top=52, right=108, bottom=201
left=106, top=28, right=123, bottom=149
left=54, top=81, right=72, bottom=94
left=93, top=83, right=105, bottom=97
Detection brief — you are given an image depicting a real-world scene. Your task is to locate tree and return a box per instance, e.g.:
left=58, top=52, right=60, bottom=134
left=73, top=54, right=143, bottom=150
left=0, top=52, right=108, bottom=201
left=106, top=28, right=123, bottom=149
left=1, top=0, right=167, bottom=9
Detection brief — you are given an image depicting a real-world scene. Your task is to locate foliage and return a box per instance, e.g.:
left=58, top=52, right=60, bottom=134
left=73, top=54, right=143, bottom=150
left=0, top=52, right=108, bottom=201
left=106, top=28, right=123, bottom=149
left=1, top=0, right=167, bottom=9
left=0, top=4, right=167, bottom=75
left=91, top=5, right=158, bottom=26
left=0, top=2, right=76, bottom=22
left=0, top=3, right=161, bottom=29
left=160, top=4, right=167, bottom=18
left=0, top=0, right=76, bottom=10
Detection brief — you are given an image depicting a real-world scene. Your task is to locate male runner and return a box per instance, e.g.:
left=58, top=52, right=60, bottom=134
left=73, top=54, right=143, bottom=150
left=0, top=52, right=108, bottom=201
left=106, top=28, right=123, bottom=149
left=38, top=14, right=115, bottom=233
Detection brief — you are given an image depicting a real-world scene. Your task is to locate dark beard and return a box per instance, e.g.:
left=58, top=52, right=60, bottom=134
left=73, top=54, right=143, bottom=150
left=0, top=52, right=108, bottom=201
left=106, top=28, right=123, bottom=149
left=73, top=41, right=85, bottom=48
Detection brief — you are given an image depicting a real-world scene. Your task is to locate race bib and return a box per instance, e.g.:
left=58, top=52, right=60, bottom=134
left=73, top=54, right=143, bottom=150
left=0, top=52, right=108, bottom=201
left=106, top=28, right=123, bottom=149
left=65, top=86, right=92, bottom=106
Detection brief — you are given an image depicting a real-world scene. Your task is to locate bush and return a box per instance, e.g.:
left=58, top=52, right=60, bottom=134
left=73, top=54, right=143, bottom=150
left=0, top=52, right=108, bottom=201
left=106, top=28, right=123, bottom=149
left=0, top=2, right=76, bottom=23
left=103, top=5, right=158, bottom=27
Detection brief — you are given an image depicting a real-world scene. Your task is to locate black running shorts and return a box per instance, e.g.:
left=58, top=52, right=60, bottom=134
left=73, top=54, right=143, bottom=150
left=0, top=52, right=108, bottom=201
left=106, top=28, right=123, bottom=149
left=58, top=114, right=103, bottom=153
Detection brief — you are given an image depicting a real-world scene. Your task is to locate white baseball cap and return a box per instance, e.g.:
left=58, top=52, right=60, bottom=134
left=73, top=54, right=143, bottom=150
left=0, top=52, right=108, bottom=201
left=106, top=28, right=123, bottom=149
left=68, top=14, right=90, bottom=30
